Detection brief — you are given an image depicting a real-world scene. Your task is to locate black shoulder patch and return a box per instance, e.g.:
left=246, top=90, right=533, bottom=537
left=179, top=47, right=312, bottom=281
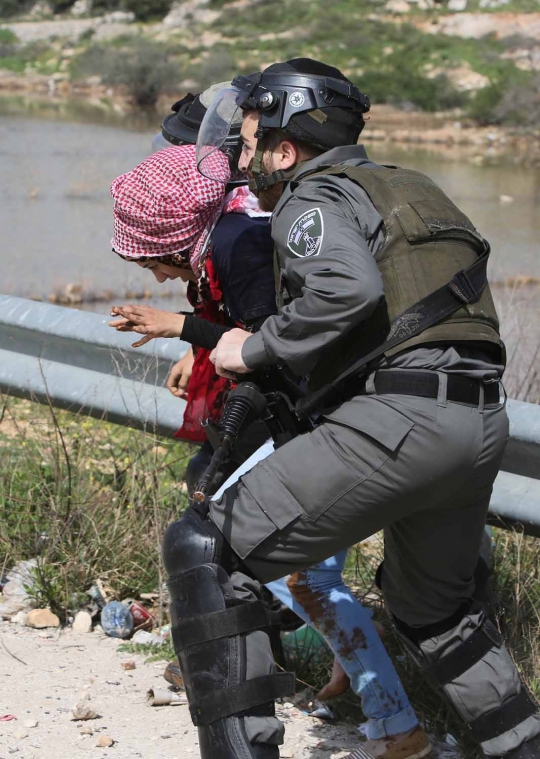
left=286, top=208, right=324, bottom=258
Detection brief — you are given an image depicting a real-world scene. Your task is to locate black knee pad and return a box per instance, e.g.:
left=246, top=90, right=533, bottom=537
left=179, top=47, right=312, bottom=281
left=162, top=503, right=223, bottom=579
left=162, top=504, right=294, bottom=759
left=393, top=604, right=540, bottom=757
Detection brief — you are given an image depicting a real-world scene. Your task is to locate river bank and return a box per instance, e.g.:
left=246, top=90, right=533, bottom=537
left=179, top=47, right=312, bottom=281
left=1, top=75, right=539, bottom=165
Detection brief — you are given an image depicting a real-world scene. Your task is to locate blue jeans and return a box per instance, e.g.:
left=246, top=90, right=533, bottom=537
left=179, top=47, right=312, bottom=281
left=213, top=442, right=418, bottom=740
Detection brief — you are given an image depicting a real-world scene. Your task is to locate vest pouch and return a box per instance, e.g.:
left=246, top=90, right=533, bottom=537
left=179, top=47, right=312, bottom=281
left=397, top=199, right=484, bottom=251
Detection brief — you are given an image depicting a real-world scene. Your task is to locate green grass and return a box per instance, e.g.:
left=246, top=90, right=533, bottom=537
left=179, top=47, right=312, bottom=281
left=118, top=638, right=176, bottom=662
left=0, top=29, right=18, bottom=44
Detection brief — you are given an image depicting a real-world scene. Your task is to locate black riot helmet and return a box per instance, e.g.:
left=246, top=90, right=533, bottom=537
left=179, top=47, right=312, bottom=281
left=152, top=81, right=245, bottom=182
left=196, top=58, right=370, bottom=192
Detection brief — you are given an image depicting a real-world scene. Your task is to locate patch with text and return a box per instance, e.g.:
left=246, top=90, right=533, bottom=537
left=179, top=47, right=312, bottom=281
left=286, top=208, right=324, bottom=258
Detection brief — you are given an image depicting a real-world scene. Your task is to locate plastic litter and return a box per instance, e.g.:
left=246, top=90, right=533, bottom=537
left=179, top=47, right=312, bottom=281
left=308, top=700, right=336, bottom=720
left=88, top=579, right=109, bottom=610
left=146, top=688, right=187, bottom=707
left=100, top=601, right=134, bottom=639
left=132, top=629, right=164, bottom=646
left=281, top=623, right=328, bottom=665
left=122, top=598, right=154, bottom=631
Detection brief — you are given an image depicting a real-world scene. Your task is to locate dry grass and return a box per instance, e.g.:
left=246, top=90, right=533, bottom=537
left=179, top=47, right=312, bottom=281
left=0, top=395, right=193, bottom=621
left=494, top=282, right=540, bottom=403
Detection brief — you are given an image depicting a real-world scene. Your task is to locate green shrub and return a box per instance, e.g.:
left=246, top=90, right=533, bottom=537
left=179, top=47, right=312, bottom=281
left=73, top=38, right=181, bottom=109
left=196, top=46, right=235, bottom=90
left=467, top=68, right=537, bottom=125
left=0, top=0, right=33, bottom=18
left=50, top=0, right=76, bottom=12
left=0, top=28, right=17, bottom=43
left=120, top=0, right=173, bottom=21
left=91, top=0, right=123, bottom=11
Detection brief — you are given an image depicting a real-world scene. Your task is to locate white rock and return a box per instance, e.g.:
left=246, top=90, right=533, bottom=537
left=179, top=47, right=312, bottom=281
left=102, top=10, right=135, bottom=23
left=162, top=0, right=220, bottom=28
left=499, top=195, right=514, bottom=203
left=11, top=611, right=28, bottom=625
left=70, top=0, right=92, bottom=16
left=71, top=694, right=98, bottom=721
left=23, top=719, right=38, bottom=729
left=72, top=611, right=92, bottom=634
left=0, top=559, right=37, bottom=620
left=385, top=0, right=411, bottom=12
left=448, top=0, right=467, bottom=10
left=96, top=736, right=114, bottom=748
left=28, top=2, right=53, bottom=16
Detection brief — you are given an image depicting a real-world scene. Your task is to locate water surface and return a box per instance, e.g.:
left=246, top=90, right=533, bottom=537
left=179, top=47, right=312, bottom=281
left=1, top=98, right=539, bottom=308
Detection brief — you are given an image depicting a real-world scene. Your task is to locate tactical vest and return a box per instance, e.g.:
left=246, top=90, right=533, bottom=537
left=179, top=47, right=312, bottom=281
left=279, top=163, right=504, bottom=391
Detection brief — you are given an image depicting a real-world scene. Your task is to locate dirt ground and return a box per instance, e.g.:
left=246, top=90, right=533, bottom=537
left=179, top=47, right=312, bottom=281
left=0, top=621, right=463, bottom=759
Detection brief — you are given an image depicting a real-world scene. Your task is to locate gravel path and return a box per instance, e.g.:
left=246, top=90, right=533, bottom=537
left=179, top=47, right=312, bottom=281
left=0, top=621, right=461, bottom=759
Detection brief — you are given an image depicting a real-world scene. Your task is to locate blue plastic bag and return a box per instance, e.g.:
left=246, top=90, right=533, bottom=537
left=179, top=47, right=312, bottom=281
left=100, top=601, right=134, bottom=639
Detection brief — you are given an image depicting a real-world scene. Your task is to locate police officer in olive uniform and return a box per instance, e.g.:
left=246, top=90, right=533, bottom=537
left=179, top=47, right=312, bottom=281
left=162, top=58, right=540, bottom=759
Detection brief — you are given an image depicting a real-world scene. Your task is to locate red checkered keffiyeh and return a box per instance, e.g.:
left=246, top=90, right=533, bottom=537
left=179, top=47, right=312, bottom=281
left=110, top=144, right=230, bottom=274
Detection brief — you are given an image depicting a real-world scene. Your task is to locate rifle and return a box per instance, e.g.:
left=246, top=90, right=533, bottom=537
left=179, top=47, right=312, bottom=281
left=192, top=367, right=314, bottom=503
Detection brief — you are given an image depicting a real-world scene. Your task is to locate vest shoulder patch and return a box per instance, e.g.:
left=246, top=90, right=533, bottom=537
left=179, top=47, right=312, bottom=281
left=286, top=207, right=324, bottom=258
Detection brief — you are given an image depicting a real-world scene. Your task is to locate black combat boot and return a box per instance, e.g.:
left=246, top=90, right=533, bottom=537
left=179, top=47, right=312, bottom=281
left=503, top=734, right=540, bottom=758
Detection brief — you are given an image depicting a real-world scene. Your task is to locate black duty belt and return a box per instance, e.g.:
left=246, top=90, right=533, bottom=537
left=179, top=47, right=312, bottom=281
left=371, top=370, right=500, bottom=406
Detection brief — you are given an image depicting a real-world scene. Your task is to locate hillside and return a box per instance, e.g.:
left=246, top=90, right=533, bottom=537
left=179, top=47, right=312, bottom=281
left=1, top=0, right=540, bottom=128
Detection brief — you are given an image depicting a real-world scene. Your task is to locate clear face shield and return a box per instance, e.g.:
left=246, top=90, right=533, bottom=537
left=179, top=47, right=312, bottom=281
left=151, top=132, right=173, bottom=153
left=196, top=87, right=244, bottom=183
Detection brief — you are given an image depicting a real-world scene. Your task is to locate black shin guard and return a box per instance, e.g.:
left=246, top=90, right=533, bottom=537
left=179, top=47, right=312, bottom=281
left=163, top=506, right=294, bottom=759
left=393, top=605, right=540, bottom=758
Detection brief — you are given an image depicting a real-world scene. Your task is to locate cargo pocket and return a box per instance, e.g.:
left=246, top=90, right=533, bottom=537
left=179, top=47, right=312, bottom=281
left=210, top=461, right=304, bottom=561
left=210, top=397, right=415, bottom=557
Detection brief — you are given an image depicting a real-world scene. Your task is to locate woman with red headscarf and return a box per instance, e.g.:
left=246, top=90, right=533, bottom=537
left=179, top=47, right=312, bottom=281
left=109, top=142, right=276, bottom=489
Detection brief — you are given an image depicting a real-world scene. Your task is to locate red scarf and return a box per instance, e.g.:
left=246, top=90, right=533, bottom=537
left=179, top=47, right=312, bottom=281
left=174, top=187, right=270, bottom=443
left=174, top=255, right=231, bottom=442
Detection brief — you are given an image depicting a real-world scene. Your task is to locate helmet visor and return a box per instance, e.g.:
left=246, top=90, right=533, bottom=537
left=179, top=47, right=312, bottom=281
left=196, top=86, right=243, bottom=182
left=151, top=131, right=173, bottom=152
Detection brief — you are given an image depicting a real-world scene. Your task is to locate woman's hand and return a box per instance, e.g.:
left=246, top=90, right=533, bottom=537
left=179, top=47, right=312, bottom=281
left=167, top=348, right=194, bottom=398
left=108, top=305, right=186, bottom=348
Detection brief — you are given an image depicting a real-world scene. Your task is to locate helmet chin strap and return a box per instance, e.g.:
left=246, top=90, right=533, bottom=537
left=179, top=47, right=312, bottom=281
left=247, top=142, right=298, bottom=194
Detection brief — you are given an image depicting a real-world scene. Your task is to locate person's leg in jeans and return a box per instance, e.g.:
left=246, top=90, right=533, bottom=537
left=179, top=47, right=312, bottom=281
left=215, top=443, right=419, bottom=739
left=268, top=553, right=418, bottom=740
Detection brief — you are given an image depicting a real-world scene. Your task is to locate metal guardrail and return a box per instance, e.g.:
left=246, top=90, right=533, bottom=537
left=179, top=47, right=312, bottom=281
left=1, top=294, right=539, bottom=535
left=0, top=294, right=188, bottom=436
